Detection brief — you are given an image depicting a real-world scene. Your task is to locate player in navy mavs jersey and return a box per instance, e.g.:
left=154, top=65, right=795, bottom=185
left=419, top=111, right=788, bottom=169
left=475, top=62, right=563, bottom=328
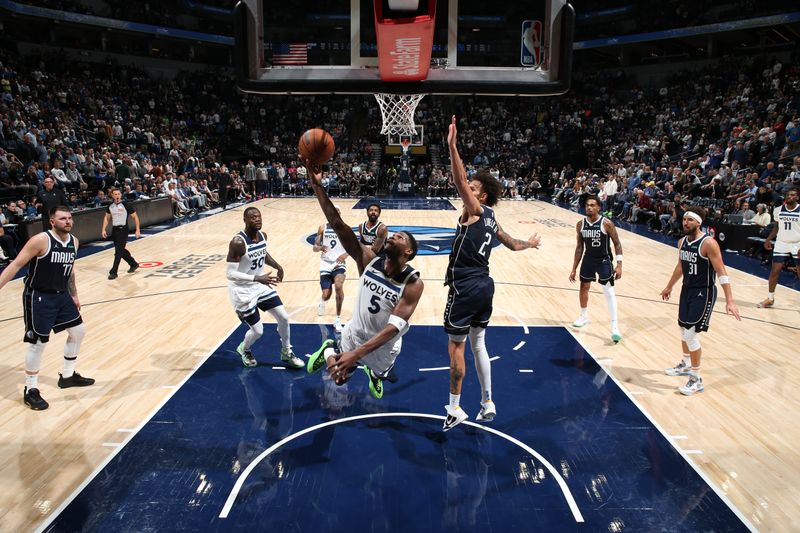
left=306, top=165, right=423, bottom=399
left=226, top=207, right=304, bottom=369
left=443, top=116, right=541, bottom=431
left=0, top=206, right=94, bottom=410
left=660, top=206, right=740, bottom=395
left=569, top=195, right=624, bottom=342
left=358, top=202, right=388, bottom=254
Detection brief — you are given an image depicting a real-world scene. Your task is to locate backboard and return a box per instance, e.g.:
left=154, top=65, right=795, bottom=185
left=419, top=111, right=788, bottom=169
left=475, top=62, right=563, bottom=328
left=234, top=0, right=573, bottom=96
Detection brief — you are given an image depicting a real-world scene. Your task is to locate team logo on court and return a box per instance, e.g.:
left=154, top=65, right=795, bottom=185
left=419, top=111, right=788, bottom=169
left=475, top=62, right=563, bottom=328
left=305, top=226, right=500, bottom=256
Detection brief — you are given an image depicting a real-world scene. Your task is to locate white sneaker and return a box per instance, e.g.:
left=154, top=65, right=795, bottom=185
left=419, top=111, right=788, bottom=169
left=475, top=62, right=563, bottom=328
left=280, top=348, right=305, bottom=369
left=476, top=400, right=496, bottom=422
left=317, top=301, right=326, bottom=316
left=665, top=361, right=691, bottom=376
left=333, top=317, right=344, bottom=332
left=572, top=315, right=589, bottom=328
left=442, top=405, right=468, bottom=431
left=679, top=376, right=704, bottom=396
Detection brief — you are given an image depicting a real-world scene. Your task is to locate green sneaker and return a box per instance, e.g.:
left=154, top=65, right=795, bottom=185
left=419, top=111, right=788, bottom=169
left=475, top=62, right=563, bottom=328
left=363, top=366, right=383, bottom=399
left=237, top=342, right=257, bottom=368
left=611, top=329, right=622, bottom=343
left=280, top=347, right=305, bottom=369
left=307, top=339, right=335, bottom=374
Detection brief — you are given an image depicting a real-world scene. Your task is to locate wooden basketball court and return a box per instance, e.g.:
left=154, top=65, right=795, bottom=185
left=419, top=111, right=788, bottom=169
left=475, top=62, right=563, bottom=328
left=0, top=197, right=797, bottom=531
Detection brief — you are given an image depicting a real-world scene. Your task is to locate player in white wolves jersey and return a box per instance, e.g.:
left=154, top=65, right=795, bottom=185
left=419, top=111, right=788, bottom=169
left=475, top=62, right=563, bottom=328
left=226, top=206, right=304, bottom=369
left=305, top=166, right=424, bottom=399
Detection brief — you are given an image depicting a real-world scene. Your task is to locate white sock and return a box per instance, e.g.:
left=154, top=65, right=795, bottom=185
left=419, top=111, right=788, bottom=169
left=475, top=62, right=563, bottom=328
left=449, top=393, right=460, bottom=409
left=768, top=292, right=775, bottom=300
left=243, top=321, right=264, bottom=350
left=267, top=305, right=291, bottom=350
left=469, top=327, right=492, bottom=403
left=579, top=307, right=588, bottom=318
left=682, top=354, right=691, bottom=367
left=689, top=367, right=701, bottom=379
left=603, top=284, right=618, bottom=324
left=25, top=342, right=45, bottom=387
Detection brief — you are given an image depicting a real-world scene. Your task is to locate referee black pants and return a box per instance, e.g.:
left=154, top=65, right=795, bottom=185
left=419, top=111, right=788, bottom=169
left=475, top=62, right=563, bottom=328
left=110, top=226, right=137, bottom=274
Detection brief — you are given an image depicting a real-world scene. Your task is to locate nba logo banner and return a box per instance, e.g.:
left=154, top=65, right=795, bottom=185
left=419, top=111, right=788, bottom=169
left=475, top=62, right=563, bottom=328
left=521, top=20, right=543, bottom=67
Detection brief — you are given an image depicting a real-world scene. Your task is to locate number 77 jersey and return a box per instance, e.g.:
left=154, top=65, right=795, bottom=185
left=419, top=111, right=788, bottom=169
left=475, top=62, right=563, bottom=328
left=445, top=205, right=499, bottom=290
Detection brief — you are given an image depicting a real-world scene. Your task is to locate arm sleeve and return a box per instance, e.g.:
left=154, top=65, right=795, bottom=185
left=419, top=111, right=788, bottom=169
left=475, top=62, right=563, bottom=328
left=226, top=262, right=254, bottom=282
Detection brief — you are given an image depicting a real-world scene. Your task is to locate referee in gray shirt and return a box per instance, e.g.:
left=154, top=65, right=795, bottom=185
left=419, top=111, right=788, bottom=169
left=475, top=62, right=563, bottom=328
left=101, top=188, right=140, bottom=280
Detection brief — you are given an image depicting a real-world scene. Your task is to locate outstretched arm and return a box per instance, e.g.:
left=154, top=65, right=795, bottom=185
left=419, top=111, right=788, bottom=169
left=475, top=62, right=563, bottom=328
left=308, top=165, right=371, bottom=273
left=448, top=116, right=482, bottom=217
left=496, top=222, right=541, bottom=251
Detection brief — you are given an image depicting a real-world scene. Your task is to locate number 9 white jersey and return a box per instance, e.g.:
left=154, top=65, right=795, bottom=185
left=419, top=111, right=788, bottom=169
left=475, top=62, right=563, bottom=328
left=320, top=224, right=348, bottom=266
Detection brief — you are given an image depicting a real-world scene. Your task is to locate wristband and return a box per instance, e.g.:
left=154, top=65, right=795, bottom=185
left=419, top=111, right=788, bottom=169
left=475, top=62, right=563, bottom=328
left=387, top=314, right=408, bottom=332
left=719, top=275, right=730, bottom=285
left=615, top=255, right=623, bottom=263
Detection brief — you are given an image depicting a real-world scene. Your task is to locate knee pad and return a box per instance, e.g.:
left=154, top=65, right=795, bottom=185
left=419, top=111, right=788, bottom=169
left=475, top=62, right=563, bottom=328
left=249, top=321, right=264, bottom=337
left=602, top=284, right=615, bottom=296
left=66, top=322, right=86, bottom=342
left=468, top=326, right=485, bottom=346
left=682, top=327, right=701, bottom=352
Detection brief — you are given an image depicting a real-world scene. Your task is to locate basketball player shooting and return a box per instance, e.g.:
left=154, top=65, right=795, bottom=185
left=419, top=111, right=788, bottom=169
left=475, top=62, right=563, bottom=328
left=304, top=161, right=424, bottom=399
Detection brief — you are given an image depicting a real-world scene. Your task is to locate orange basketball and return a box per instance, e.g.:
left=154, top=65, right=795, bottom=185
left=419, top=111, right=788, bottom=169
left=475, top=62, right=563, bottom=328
left=298, top=128, right=335, bottom=166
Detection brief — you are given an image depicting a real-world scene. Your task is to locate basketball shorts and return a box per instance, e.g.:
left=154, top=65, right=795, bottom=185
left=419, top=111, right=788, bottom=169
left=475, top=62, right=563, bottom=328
left=772, top=240, right=799, bottom=263
left=339, top=321, right=402, bottom=377
left=443, top=277, right=494, bottom=336
left=320, top=260, right=346, bottom=290
left=579, top=257, right=615, bottom=285
left=678, top=285, right=717, bottom=332
left=23, top=289, right=83, bottom=344
left=229, top=283, right=282, bottom=324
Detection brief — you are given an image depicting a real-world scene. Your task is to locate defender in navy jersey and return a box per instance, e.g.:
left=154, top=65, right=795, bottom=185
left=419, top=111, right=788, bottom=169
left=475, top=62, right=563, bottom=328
left=0, top=206, right=94, bottom=411
left=758, top=188, right=799, bottom=308
left=226, top=207, right=304, bottom=369
left=660, top=206, right=740, bottom=396
left=569, top=195, right=624, bottom=343
left=306, top=165, right=423, bottom=400
left=358, top=202, right=388, bottom=254
left=443, top=116, right=541, bottom=431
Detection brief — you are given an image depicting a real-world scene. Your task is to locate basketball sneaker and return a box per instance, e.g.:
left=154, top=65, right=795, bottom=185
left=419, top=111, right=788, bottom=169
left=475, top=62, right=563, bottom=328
left=442, top=405, right=468, bottom=431
left=280, top=348, right=305, bottom=369
left=476, top=400, right=496, bottom=422
left=58, top=372, right=95, bottom=388
left=572, top=315, right=589, bottom=328
left=756, top=298, right=774, bottom=308
left=317, top=301, right=326, bottom=316
left=24, top=387, right=49, bottom=410
left=333, top=317, right=344, bottom=332
left=611, top=328, right=622, bottom=343
left=363, top=366, right=383, bottom=399
left=237, top=342, right=257, bottom=368
left=679, top=376, right=704, bottom=396
left=664, top=360, right=691, bottom=376
left=307, top=339, right=335, bottom=374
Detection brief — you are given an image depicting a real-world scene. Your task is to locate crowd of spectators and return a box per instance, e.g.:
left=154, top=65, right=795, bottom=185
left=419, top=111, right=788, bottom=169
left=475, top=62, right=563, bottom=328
left=1, top=44, right=799, bottom=266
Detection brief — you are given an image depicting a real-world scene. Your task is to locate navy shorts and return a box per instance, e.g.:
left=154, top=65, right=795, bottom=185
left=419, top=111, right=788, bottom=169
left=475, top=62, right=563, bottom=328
left=579, top=257, right=614, bottom=285
left=443, top=277, right=494, bottom=336
left=236, top=295, right=283, bottom=326
left=320, top=267, right=346, bottom=290
left=23, top=289, right=83, bottom=344
left=678, top=285, right=717, bottom=332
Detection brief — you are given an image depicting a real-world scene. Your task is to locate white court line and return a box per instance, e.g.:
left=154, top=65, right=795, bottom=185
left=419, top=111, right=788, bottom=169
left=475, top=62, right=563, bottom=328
left=419, top=366, right=449, bottom=372
left=565, top=328, right=757, bottom=532
left=116, top=428, right=135, bottom=433
left=272, top=367, right=287, bottom=371
left=218, top=412, right=584, bottom=523
left=596, top=357, right=613, bottom=362
left=493, top=306, right=530, bottom=335
left=34, top=322, right=241, bottom=533
left=513, top=341, right=526, bottom=351
left=489, top=356, right=500, bottom=362
left=519, top=369, right=534, bottom=373
left=685, top=450, right=704, bottom=455
left=101, top=443, right=122, bottom=447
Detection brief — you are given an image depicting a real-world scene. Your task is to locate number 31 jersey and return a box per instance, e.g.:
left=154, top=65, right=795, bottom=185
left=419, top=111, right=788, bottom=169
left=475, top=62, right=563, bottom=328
left=445, top=205, right=498, bottom=289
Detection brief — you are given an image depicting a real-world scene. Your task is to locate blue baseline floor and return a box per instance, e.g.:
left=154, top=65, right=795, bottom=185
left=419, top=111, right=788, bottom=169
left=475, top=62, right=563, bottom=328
left=352, top=197, right=456, bottom=210
left=44, top=324, right=749, bottom=533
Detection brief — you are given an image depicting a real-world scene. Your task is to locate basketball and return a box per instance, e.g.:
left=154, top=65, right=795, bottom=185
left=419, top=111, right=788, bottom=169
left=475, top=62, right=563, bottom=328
left=298, top=128, right=335, bottom=166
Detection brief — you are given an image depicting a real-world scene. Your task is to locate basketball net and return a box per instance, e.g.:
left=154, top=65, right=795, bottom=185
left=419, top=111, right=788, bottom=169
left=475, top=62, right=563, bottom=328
left=374, top=93, right=425, bottom=137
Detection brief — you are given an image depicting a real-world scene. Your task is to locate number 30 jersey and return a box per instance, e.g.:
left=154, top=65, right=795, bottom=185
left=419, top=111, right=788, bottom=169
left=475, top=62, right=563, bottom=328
left=349, top=256, right=418, bottom=343
left=445, top=205, right=498, bottom=289
left=229, top=230, right=270, bottom=285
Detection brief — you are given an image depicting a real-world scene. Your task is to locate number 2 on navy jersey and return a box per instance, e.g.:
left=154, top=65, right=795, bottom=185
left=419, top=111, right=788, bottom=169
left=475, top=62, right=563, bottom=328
left=478, top=232, right=492, bottom=256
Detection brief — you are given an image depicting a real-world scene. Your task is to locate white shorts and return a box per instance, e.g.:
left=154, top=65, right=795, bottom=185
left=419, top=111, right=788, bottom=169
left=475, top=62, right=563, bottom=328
left=228, top=282, right=278, bottom=313
left=320, top=259, right=347, bottom=276
left=773, top=240, right=799, bottom=258
left=340, top=321, right=402, bottom=376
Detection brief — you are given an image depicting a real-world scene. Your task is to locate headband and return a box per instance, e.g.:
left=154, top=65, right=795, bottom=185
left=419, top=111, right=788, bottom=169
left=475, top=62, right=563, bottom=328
left=683, top=211, right=702, bottom=223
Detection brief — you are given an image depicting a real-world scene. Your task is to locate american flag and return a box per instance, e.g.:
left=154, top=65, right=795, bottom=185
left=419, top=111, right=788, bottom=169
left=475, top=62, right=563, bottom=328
left=273, top=43, right=308, bottom=65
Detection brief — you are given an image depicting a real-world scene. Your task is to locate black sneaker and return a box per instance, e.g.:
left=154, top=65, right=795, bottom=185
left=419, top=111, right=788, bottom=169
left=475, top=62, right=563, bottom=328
left=58, top=372, right=96, bottom=388
left=128, top=263, right=139, bottom=273
left=24, top=387, right=49, bottom=410
left=108, top=272, right=118, bottom=280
